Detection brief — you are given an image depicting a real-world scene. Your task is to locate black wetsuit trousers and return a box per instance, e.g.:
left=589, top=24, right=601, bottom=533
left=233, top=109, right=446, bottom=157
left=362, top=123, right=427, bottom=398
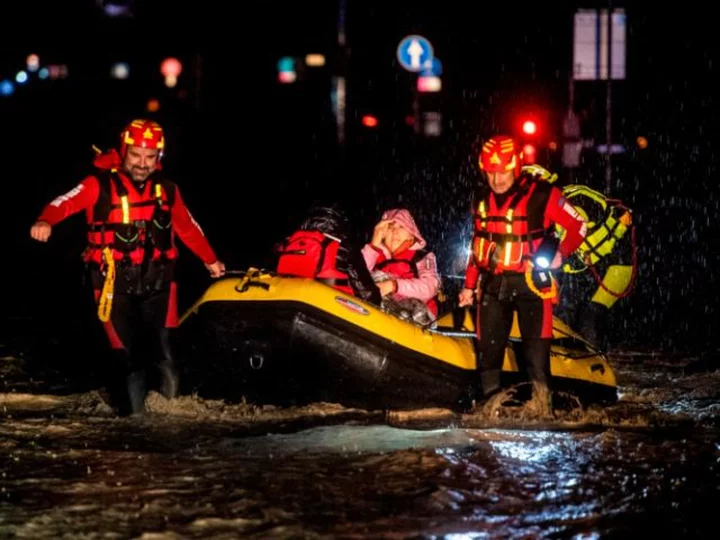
left=91, top=264, right=179, bottom=414
left=475, top=274, right=553, bottom=397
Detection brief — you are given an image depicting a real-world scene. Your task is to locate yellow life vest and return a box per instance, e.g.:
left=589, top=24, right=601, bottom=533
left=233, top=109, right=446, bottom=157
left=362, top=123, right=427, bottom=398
left=558, top=184, right=632, bottom=273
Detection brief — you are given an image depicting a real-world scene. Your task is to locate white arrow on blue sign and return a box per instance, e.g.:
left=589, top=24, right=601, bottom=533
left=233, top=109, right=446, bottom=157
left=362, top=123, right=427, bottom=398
left=397, top=35, right=434, bottom=72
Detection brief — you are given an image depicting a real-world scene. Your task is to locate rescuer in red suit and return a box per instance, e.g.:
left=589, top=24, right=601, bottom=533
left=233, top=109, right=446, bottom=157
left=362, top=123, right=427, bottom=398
left=30, top=119, right=225, bottom=415
left=458, top=135, right=587, bottom=415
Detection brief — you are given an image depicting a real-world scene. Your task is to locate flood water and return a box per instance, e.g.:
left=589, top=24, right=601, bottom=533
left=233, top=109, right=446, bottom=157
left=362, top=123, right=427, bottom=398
left=1, top=335, right=719, bottom=538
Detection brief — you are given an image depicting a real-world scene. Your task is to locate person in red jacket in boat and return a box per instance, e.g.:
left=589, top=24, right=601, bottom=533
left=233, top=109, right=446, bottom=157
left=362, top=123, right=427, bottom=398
left=458, top=134, right=587, bottom=415
left=362, top=208, right=442, bottom=326
left=30, top=118, right=225, bottom=415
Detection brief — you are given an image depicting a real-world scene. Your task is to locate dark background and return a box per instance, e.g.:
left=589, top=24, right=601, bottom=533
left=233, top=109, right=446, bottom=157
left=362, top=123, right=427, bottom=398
left=1, top=1, right=717, bottom=365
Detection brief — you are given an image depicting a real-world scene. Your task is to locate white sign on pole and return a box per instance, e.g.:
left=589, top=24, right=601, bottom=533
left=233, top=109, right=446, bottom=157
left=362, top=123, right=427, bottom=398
left=422, top=112, right=442, bottom=137
left=573, top=10, right=597, bottom=80
left=611, top=10, right=626, bottom=80
left=573, top=9, right=626, bottom=80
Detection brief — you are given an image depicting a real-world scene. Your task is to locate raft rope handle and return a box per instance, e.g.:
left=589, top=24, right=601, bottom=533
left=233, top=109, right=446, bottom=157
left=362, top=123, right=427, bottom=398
left=97, top=247, right=116, bottom=322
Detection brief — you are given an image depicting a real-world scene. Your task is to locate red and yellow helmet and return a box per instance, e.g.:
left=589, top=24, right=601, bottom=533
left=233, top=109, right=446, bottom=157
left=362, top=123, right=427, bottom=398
left=119, top=119, right=165, bottom=160
left=478, top=135, right=523, bottom=176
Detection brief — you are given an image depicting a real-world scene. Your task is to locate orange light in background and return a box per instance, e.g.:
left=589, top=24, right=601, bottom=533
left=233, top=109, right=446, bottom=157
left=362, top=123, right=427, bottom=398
left=522, top=120, right=537, bottom=135
left=164, top=74, right=177, bottom=88
left=26, top=54, right=39, bottom=72
left=362, top=115, right=378, bottom=128
left=305, top=54, right=326, bottom=67
left=548, top=140, right=557, bottom=151
left=636, top=136, right=648, bottom=149
left=146, top=98, right=160, bottom=112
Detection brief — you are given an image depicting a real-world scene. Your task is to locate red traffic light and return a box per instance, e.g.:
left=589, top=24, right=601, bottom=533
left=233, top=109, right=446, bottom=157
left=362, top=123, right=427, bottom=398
left=362, top=115, right=378, bottom=128
left=522, top=120, right=537, bottom=135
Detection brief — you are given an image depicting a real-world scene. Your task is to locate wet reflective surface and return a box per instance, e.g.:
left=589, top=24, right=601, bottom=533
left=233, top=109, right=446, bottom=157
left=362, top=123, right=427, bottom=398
left=1, top=348, right=719, bottom=538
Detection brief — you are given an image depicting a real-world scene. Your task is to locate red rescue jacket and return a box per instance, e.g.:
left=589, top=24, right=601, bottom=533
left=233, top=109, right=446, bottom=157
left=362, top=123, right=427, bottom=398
left=36, top=151, right=217, bottom=267
left=374, top=248, right=439, bottom=316
left=464, top=175, right=586, bottom=289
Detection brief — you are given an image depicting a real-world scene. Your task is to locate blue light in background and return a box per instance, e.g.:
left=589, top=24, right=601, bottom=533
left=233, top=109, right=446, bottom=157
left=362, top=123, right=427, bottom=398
left=277, top=57, right=295, bottom=73
left=0, top=80, right=15, bottom=96
left=15, top=71, right=28, bottom=84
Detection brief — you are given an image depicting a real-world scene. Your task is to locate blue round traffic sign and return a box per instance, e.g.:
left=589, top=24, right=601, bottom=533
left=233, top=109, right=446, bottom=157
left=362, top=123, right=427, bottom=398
left=396, top=34, right=434, bottom=73
left=421, top=56, right=443, bottom=77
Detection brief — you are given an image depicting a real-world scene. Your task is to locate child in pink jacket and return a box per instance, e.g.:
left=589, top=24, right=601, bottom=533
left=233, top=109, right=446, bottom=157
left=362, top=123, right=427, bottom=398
left=362, top=208, right=442, bottom=324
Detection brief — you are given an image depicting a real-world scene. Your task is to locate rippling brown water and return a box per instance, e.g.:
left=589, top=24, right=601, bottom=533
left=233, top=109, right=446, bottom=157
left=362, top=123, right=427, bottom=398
left=1, top=350, right=718, bottom=538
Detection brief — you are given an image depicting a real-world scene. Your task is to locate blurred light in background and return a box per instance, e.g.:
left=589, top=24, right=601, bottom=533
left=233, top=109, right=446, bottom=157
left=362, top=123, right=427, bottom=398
left=98, top=0, right=134, bottom=18
left=277, top=56, right=296, bottom=83
left=361, top=115, right=378, bottom=128
left=522, top=120, right=537, bottom=135
left=278, top=71, right=296, bottom=84
left=417, top=75, right=441, bottom=92
left=277, top=57, right=295, bottom=73
left=522, top=144, right=537, bottom=164
left=26, top=54, right=39, bottom=72
left=15, top=71, right=28, bottom=84
left=160, top=58, right=181, bottom=88
left=147, top=98, right=160, bottom=112
left=548, top=141, right=558, bottom=151
left=38, top=67, right=49, bottom=80
left=305, top=54, right=325, bottom=67
left=48, top=65, right=68, bottom=79
left=111, top=62, right=130, bottom=79
left=0, top=80, right=14, bottom=96
left=161, top=57, right=182, bottom=78
left=636, top=136, right=648, bottom=149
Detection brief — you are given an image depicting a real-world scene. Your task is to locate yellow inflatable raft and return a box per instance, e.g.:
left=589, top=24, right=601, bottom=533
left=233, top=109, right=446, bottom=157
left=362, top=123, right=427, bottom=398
left=178, top=268, right=617, bottom=411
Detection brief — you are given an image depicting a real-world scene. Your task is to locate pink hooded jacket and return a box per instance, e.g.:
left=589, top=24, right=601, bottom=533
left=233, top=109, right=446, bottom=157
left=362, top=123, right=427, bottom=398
left=362, top=209, right=441, bottom=302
